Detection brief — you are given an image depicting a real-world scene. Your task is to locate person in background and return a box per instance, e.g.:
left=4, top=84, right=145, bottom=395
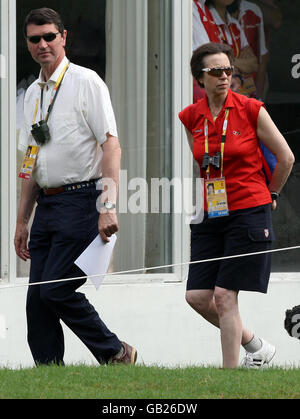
left=15, top=7, right=137, bottom=367
left=179, top=42, right=294, bottom=368
left=193, top=0, right=258, bottom=100
left=251, top=0, right=282, bottom=48
left=193, top=0, right=215, bottom=101
left=228, top=0, right=269, bottom=100
left=193, top=0, right=215, bottom=51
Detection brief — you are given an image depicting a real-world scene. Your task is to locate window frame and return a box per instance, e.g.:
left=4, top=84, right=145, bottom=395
left=1, top=0, right=17, bottom=283
left=1, top=0, right=299, bottom=286
left=172, top=0, right=193, bottom=281
left=3, top=0, right=193, bottom=285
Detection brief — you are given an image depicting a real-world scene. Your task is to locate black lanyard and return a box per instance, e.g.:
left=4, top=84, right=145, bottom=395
left=33, top=61, right=70, bottom=125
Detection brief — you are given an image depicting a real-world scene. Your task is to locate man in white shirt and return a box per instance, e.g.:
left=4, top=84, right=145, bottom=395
left=14, top=8, right=137, bottom=366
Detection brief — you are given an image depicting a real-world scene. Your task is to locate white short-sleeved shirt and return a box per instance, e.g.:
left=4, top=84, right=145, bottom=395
left=19, top=56, right=118, bottom=188
left=193, top=0, right=210, bottom=51
left=193, top=1, right=249, bottom=52
left=238, top=0, right=268, bottom=59
left=209, top=7, right=249, bottom=50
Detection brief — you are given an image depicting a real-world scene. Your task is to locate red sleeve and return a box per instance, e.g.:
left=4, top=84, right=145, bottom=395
left=246, top=98, right=265, bottom=129
left=178, top=105, right=193, bottom=133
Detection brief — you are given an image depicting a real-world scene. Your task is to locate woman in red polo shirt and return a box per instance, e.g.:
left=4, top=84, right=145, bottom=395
left=179, top=42, right=294, bottom=369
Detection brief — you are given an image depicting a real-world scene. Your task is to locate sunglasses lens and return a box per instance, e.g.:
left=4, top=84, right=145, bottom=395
left=225, top=68, right=233, bottom=76
left=210, top=69, right=223, bottom=77
left=28, top=33, right=58, bottom=44
left=29, top=36, right=41, bottom=44
left=209, top=68, right=233, bottom=77
left=43, top=33, right=57, bottom=42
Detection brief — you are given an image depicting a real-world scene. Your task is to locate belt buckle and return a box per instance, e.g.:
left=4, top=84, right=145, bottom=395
left=43, top=186, right=65, bottom=196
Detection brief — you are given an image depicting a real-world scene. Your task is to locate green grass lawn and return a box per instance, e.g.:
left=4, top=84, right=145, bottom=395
left=0, top=364, right=300, bottom=399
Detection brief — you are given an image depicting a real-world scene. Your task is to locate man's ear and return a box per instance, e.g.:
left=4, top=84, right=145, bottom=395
left=62, top=30, right=67, bottom=47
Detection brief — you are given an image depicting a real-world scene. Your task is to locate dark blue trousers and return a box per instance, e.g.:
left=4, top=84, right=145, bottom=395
left=27, top=187, right=122, bottom=365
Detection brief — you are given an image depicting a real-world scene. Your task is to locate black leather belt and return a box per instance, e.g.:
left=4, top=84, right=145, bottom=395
left=43, top=179, right=100, bottom=196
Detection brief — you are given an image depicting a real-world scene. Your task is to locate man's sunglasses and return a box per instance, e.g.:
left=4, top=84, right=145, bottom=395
left=27, top=32, right=60, bottom=44
left=201, top=66, right=234, bottom=77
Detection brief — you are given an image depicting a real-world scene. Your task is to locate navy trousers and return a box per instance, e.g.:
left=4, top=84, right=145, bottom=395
left=27, top=187, right=122, bottom=365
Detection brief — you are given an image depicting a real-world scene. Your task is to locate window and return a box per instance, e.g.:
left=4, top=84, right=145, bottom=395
left=192, top=0, right=300, bottom=273
left=16, top=0, right=107, bottom=278
left=0, top=2, right=2, bottom=278
left=263, top=1, right=300, bottom=271
left=15, top=0, right=192, bottom=281
left=1, top=0, right=17, bottom=282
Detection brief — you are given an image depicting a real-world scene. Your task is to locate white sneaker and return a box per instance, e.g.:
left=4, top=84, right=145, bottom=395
left=241, top=339, right=276, bottom=369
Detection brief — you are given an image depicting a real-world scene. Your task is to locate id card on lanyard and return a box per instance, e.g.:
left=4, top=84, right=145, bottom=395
left=19, top=145, right=40, bottom=180
left=204, top=109, right=230, bottom=218
left=18, top=98, right=41, bottom=180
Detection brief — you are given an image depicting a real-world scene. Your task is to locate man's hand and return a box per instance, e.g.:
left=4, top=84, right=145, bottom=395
left=14, top=222, right=30, bottom=261
left=15, top=177, right=40, bottom=261
left=98, top=212, right=119, bottom=243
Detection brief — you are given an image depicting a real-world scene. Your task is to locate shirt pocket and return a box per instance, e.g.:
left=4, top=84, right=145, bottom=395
left=51, top=113, right=79, bottom=145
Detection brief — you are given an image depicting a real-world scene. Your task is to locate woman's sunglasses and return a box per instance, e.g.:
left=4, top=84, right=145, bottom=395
left=201, top=66, right=234, bottom=77
left=27, top=32, right=60, bottom=44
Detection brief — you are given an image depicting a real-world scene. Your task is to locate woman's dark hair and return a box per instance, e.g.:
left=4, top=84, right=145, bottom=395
left=205, top=0, right=240, bottom=11
left=191, top=42, right=234, bottom=87
left=23, top=7, right=65, bottom=37
left=227, top=0, right=241, bottom=15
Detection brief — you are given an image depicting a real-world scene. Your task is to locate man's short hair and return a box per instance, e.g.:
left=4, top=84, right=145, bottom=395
left=23, top=7, right=65, bottom=37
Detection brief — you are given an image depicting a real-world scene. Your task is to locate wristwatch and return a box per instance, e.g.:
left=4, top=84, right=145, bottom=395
left=99, top=202, right=116, bottom=210
left=270, top=192, right=280, bottom=201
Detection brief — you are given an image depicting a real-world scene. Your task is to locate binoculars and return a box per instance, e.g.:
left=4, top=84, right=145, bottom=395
left=31, top=120, right=51, bottom=145
left=201, top=152, right=221, bottom=171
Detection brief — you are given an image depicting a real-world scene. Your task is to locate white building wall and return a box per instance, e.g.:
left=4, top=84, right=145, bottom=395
left=1, top=276, right=300, bottom=369
left=0, top=0, right=299, bottom=372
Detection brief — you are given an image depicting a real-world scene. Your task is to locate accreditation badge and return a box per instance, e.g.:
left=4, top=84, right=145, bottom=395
left=205, top=177, right=229, bottom=218
left=19, top=145, right=39, bottom=180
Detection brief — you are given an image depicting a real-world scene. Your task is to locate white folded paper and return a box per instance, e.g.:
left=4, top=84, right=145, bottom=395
left=75, top=234, right=117, bottom=290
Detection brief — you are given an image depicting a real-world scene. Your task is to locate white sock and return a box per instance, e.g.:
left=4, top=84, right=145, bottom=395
left=243, top=335, right=262, bottom=353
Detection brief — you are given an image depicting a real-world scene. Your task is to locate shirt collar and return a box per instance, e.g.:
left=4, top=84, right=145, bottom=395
left=38, top=56, right=69, bottom=89
left=224, top=89, right=235, bottom=108
left=197, top=89, right=235, bottom=121
left=238, top=1, right=247, bottom=20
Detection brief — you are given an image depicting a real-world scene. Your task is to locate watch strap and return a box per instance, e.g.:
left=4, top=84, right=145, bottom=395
left=270, top=192, right=280, bottom=201
left=99, top=202, right=116, bottom=210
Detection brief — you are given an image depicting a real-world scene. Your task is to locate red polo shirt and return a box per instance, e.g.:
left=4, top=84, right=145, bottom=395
left=179, top=89, right=272, bottom=211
